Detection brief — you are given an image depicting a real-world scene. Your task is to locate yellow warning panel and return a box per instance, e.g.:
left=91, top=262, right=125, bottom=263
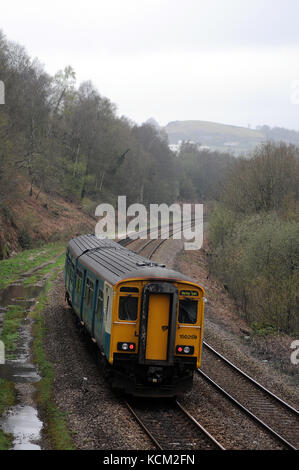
left=146, top=294, right=170, bottom=361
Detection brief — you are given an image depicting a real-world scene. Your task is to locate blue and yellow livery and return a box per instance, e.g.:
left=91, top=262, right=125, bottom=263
left=65, top=235, right=205, bottom=397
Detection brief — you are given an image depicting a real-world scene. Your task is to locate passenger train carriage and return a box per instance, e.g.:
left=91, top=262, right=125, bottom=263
left=65, top=234, right=205, bottom=396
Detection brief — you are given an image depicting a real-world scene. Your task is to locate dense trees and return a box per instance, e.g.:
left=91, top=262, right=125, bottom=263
left=0, top=30, right=234, bottom=217
left=1, top=32, right=298, bottom=337
left=0, top=31, right=181, bottom=213
left=222, top=142, right=299, bottom=215
left=257, top=125, right=299, bottom=146
left=209, top=142, right=299, bottom=334
left=176, top=142, right=234, bottom=201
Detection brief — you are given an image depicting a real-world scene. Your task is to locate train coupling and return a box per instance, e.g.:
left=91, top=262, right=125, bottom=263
left=147, top=366, right=163, bottom=383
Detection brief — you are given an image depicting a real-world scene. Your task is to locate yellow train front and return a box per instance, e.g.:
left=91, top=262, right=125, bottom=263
left=65, top=235, right=205, bottom=397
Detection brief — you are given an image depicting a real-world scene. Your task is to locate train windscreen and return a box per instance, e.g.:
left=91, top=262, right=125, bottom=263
left=178, top=299, right=197, bottom=324
left=119, top=296, right=138, bottom=321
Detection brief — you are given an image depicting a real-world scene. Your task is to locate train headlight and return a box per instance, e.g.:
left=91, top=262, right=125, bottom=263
left=117, top=342, right=136, bottom=352
left=176, top=345, right=194, bottom=355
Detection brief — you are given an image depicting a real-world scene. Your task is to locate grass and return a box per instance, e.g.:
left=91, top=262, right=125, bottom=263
left=0, top=379, right=15, bottom=449
left=31, top=270, right=75, bottom=450
left=0, top=305, right=25, bottom=359
left=0, top=242, right=65, bottom=290
left=0, top=302, right=35, bottom=449
left=22, top=252, right=66, bottom=286
left=0, top=243, right=72, bottom=450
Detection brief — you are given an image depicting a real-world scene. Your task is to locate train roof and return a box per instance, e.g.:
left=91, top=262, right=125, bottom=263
left=67, top=234, right=196, bottom=286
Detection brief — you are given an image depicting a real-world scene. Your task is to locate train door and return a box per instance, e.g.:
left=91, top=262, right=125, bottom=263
left=93, top=281, right=105, bottom=345
left=138, top=283, right=178, bottom=366
left=82, top=275, right=95, bottom=333
left=104, top=282, right=113, bottom=359
left=146, top=294, right=170, bottom=361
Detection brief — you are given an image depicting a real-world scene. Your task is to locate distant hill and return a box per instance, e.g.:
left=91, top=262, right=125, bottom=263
left=164, top=120, right=265, bottom=154
left=164, top=120, right=299, bottom=155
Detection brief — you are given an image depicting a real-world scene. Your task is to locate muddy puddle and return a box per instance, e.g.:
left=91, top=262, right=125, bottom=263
left=1, top=405, right=43, bottom=450
left=0, top=276, right=46, bottom=450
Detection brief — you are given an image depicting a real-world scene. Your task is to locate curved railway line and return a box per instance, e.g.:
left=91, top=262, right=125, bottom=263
left=119, top=221, right=299, bottom=450
left=199, top=343, right=299, bottom=450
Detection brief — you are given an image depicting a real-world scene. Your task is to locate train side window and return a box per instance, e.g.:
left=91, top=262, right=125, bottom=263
left=69, top=262, right=74, bottom=287
left=84, top=279, right=88, bottom=299
left=66, top=260, right=70, bottom=281
left=76, top=270, right=82, bottom=293
left=96, top=289, right=104, bottom=316
left=85, top=278, right=94, bottom=309
left=178, top=299, right=198, bottom=324
left=105, top=295, right=110, bottom=321
left=89, top=281, right=94, bottom=308
left=119, top=296, right=138, bottom=321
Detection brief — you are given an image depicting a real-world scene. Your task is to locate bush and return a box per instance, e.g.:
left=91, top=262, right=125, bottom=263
left=208, top=205, right=237, bottom=249
left=210, top=211, right=299, bottom=334
left=18, top=230, right=32, bottom=250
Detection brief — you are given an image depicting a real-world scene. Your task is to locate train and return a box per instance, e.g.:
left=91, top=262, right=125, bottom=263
left=65, top=234, right=205, bottom=397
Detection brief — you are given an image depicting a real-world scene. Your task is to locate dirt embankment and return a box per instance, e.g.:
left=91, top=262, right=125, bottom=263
left=0, top=184, right=95, bottom=258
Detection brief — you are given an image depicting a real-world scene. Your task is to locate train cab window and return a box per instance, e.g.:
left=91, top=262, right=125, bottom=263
left=85, top=278, right=94, bottom=308
left=178, top=299, right=198, bottom=324
left=119, top=296, right=138, bottom=321
left=120, top=287, right=139, bottom=293
left=96, top=289, right=104, bottom=316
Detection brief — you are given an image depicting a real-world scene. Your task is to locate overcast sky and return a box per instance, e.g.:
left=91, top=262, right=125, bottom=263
left=1, top=0, right=299, bottom=129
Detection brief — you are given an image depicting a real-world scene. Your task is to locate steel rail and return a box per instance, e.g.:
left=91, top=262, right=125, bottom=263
left=139, top=220, right=199, bottom=258
left=124, top=400, right=163, bottom=450
left=125, top=399, right=225, bottom=450
left=199, top=342, right=298, bottom=450
left=175, top=400, right=225, bottom=450
left=203, top=341, right=299, bottom=416
left=119, top=219, right=186, bottom=247
left=120, top=218, right=201, bottom=249
left=197, top=368, right=297, bottom=451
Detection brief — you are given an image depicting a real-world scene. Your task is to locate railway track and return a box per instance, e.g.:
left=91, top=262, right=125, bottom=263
left=199, top=342, right=299, bottom=450
left=125, top=398, right=225, bottom=450
left=120, top=218, right=200, bottom=258
left=119, top=218, right=199, bottom=257
left=119, top=225, right=299, bottom=450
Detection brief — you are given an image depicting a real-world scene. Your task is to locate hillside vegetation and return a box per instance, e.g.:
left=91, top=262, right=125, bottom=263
left=0, top=182, right=95, bottom=258
left=208, top=142, right=299, bottom=335
left=1, top=30, right=298, bottom=339
left=0, top=30, right=234, bottom=258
